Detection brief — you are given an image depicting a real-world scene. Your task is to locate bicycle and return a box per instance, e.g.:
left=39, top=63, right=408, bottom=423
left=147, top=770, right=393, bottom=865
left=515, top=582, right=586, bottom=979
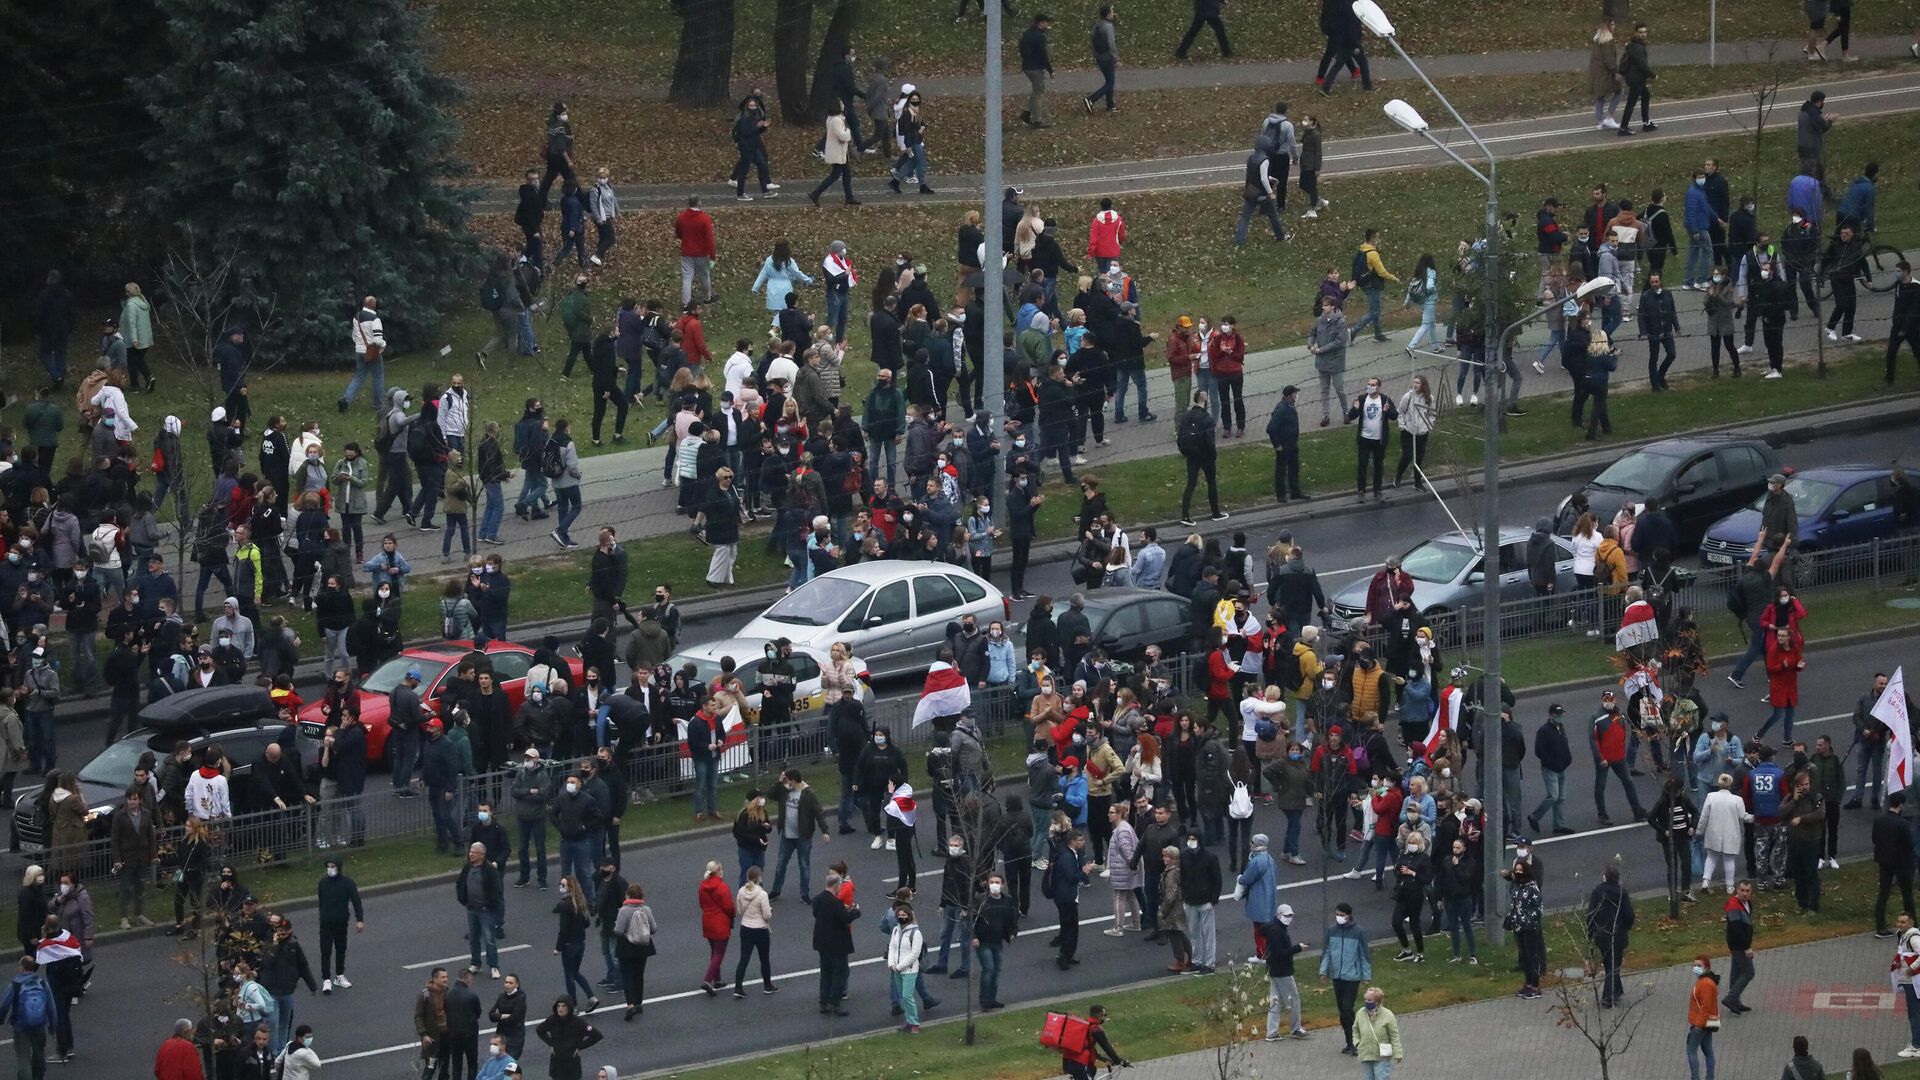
left=1813, top=230, right=1903, bottom=300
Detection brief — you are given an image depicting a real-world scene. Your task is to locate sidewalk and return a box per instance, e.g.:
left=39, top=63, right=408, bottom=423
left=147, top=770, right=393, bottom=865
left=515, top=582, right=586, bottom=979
left=468, top=55, right=1920, bottom=211
left=1060, top=931, right=1900, bottom=1080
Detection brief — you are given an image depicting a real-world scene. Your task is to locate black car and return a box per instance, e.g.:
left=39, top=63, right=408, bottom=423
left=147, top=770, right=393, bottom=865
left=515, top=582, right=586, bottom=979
left=10, top=686, right=292, bottom=857
left=1559, top=435, right=1782, bottom=552
left=1051, top=588, right=1193, bottom=662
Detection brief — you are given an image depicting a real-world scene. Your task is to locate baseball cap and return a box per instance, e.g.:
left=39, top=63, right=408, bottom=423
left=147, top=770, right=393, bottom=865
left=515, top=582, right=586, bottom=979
left=1176, top=316, right=1194, bottom=329
left=1767, top=473, right=1787, bottom=485
left=524, top=747, right=541, bottom=759
left=1277, top=903, right=1295, bottom=924
left=424, top=718, right=444, bottom=732
left=1548, top=703, right=1566, bottom=716
left=406, top=667, right=424, bottom=681
left=1061, top=756, right=1081, bottom=770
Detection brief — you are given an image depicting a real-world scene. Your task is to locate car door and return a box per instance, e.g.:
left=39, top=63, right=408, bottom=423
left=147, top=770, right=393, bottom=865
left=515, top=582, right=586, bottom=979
left=908, top=573, right=967, bottom=658
left=848, top=579, right=914, bottom=672
left=1663, top=453, right=1723, bottom=546
left=1818, top=477, right=1892, bottom=547
left=1494, top=541, right=1535, bottom=603
left=1713, top=445, right=1774, bottom=526
left=490, top=649, right=535, bottom=709
left=1144, top=598, right=1191, bottom=653
left=1094, top=600, right=1149, bottom=660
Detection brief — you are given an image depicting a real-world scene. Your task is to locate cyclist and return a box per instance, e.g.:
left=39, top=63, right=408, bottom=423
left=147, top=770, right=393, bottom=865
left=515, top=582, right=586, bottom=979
left=1061, top=1003, right=1130, bottom=1080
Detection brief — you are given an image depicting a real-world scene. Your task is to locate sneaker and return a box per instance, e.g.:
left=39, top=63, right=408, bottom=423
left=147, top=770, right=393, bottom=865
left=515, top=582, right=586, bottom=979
left=764, top=183, right=780, bottom=191
left=885, top=838, right=897, bottom=851
left=1846, top=333, right=1863, bottom=343
left=1901, top=1045, right=1920, bottom=1059
left=1827, top=328, right=1840, bottom=341
left=1641, top=122, right=1659, bottom=131
left=1301, top=210, right=1318, bottom=220
left=1178, top=517, right=1197, bottom=527
left=871, top=836, right=884, bottom=850
left=1210, top=511, right=1230, bottom=521
left=1454, top=394, right=1464, bottom=406
left=1291, top=1029, right=1310, bottom=1039
left=1394, top=949, right=1414, bottom=961
left=1764, top=370, right=1783, bottom=379
left=491, top=967, right=501, bottom=979
left=736, top=194, right=754, bottom=202
left=1736, top=344, right=1753, bottom=353
left=1264, top=1033, right=1283, bottom=1042
left=1878, top=929, right=1899, bottom=939
left=118, top=918, right=131, bottom=931
left=322, top=978, right=333, bottom=994
left=551, top=529, right=567, bottom=548
left=1532, top=360, right=1546, bottom=374
left=1726, top=674, right=1745, bottom=690
left=1344, top=869, right=1363, bottom=880
left=1103, top=928, right=1126, bottom=937
left=334, top=975, right=352, bottom=989
left=1600, top=117, right=1620, bottom=130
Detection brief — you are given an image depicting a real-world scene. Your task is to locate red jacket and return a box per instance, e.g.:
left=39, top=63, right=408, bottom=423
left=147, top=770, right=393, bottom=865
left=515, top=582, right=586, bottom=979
left=1364, top=569, right=1416, bottom=624
left=675, top=209, right=717, bottom=258
left=1371, top=786, right=1404, bottom=837
left=698, top=875, right=735, bottom=940
left=154, top=1036, right=205, bottom=1080
left=1593, top=709, right=1628, bottom=764
left=1167, top=330, right=1199, bottom=379
left=1086, top=210, right=1126, bottom=259
left=1207, top=332, right=1247, bottom=379
left=1206, top=649, right=1234, bottom=700
left=1765, top=637, right=1803, bottom=707
left=677, top=313, right=711, bottom=365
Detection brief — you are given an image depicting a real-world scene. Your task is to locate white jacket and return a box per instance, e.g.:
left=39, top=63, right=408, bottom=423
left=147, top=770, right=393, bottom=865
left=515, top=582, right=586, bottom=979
left=439, top=388, right=469, bottom=440
left=351, top=309, right=385, bottom=356
left=1697, top=788, right=1752, bottom=854
left=278, top=1044, right=323, bottom=1080
left=887, top=922, right=923, bottom=973
left=186, top=770, right=232, bottom=820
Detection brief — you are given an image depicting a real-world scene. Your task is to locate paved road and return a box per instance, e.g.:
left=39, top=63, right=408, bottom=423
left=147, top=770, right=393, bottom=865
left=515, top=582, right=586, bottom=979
left=468, top=67, right=1920, bottom=211
left=464, top=36, right=1920, bottom=130
left=58, top=629, right=1920, bottom=1077
left=1060, top=931, right=1901, bottom=1080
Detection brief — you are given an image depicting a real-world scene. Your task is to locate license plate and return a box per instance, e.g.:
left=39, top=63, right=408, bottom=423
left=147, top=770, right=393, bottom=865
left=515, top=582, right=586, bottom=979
left=1702, top=551, right=1732, bottom=565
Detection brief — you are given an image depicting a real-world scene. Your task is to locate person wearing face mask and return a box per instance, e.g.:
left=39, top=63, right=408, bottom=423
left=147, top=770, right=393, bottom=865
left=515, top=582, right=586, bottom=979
left=854, top=728, right=907, bottom=841
left=1317, top=901, right=1373, bottom=1054
left=550, top=773, right=604, bottom=907
left=1175, top=832, right=1222, bottom=975
left=534, top=994, right=604, bottom=1080
left=476, top=1032, right=518, bottom=1080
left=967, top=871, right=1017, bottom=1010
left=1685, top=954, right=1721, bottom=1079
left=314, top=857, right=364, bottom=994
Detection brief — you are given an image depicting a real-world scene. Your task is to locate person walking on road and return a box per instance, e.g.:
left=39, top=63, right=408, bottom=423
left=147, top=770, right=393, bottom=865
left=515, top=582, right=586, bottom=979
left=1019, top=15, right=1055, bottom=129
left=1086, top=7, right=1121, bottom=113
left=811, top=871, right=859, bottom=1016
left=769, top=769, right=829, bottom=901
left=885, top=901, right=924, bottom=1034
left=1617, top=22, right=1656, bottom=136
left=459, top=842, right=504, bottom=980
left=552, top=876, right=600, bottom=1011
left=611, top=882, right=655, bottom=1020
left=1526, top=704, right=1573, bottom=836
left=697, top=861, right=734, bottom=997
left=731, top=866, right=775, bottom=998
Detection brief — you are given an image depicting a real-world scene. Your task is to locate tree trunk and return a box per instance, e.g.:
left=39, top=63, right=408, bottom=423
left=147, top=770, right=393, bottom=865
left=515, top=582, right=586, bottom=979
left=773, top=0, right=815, bottom=124
left=670, top=0, right=737, bottom=107
left=805, top=0, right=862, bottom=123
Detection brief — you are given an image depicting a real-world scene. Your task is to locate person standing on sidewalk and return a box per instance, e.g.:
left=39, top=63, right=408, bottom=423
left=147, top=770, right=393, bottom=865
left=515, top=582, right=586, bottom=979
left=1353, top=986, right=1402, bottom=1077
left=1266, top=386, right=1304, bottom=502
left=1345, top=377, right=1394, bottom=503
left=1175, top=393, right=1226, bottom=527
left=1309, top=296, right=1348, bottom=429
left=1349, top=231, right=1397, bottom=344
left=1873, top=794, right=1917, bottom=937
left=1617, top=23, right=1656, bottom=136
left=1086, top=7, right=1120, bottom=114
left=1891, top=911, right=1920, bottom=1058
left=1319, top=903, right=1373, bottom=1057
left=1172, top=0, right=1231, bottom=59
left=1721, top=879, right=1756, bottom=1014
left=1686, top=955, right=1721, bottom=1080
left=1822, top=223, right=1869, bottom=344
left=1019, top=15, right=1055, bottom=129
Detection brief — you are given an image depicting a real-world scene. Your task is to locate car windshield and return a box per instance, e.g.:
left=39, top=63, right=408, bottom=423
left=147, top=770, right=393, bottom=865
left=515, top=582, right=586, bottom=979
left=760, top=577, right=869, bottom=626
left=1399, top=539, right=1480, bottom=584
left=1589, top=449, right=1684, bottom=493
left=1748, top=477, right=1842, bottom=517
left=79, top=738, right=154, bottom=788
left=670, top=655, right=731, bottom=688
left=362, top=657, right=453, bottom=695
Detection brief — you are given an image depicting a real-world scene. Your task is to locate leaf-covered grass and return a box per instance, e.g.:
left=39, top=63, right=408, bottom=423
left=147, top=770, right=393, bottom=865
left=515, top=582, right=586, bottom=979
left=426, top=0, right=1919, bottom=83
left=451, top=60, right=1901, bottom=184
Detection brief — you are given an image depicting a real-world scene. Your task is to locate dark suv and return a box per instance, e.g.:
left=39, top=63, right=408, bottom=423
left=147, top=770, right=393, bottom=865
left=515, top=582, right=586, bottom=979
left=10, top=686, right=291, bottom=858
left=1559, top=435, right=1782, bottom=552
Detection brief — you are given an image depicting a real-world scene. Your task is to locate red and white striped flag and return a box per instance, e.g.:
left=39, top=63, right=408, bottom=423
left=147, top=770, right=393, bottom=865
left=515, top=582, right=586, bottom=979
left=911, top=662, right=971, bottom=728
left=1614, top=600, right=1660, bottom=652
left=1424, top=684, right=1466, bottom=752
left=1876, top=667, right=1914, bottom=795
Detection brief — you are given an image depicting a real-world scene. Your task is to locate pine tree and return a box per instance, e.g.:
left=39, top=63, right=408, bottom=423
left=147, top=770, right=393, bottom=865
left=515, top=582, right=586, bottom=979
left=136, top=0, right=480, bottom=360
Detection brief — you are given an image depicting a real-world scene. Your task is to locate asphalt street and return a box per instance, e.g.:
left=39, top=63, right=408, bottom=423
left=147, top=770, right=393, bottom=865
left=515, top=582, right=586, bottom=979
left=57, top=626, right=1920, bottom=1078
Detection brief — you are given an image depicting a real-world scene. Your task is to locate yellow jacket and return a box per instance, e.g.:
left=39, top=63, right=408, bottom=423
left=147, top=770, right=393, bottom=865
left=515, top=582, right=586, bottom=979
left=1595, top=538, right=1629, bottom=595
left=1362, top=244, right=1400, bottom=285
left=1291, top=643, right=1323, bottom=701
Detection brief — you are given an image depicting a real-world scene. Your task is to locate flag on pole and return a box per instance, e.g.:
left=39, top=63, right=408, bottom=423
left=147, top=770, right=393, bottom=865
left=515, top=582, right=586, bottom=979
left=911, top=661, right=971, bottom=728
left=1614, top=600, right=1660, bottom=652
left=1874, top=667, right=1914, bottom=795
left=1425, top=683, right=1465, bottom=752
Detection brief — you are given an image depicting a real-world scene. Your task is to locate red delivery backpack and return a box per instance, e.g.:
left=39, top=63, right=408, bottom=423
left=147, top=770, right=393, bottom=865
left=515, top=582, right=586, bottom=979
left=1040, top=1012, right=1093, bottom=1056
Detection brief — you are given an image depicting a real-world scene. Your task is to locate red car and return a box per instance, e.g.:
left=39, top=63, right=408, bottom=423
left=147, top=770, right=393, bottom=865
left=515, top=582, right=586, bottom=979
left=296, top=641, right=587, bottom=765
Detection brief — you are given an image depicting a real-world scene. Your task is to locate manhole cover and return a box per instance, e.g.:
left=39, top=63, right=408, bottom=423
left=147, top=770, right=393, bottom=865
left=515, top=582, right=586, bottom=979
left=1888, top=598, right=1920, bottom=609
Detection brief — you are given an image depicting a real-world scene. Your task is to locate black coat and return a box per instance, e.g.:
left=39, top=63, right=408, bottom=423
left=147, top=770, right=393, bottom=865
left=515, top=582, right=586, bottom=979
left=811, top=889, right=860, bottom=955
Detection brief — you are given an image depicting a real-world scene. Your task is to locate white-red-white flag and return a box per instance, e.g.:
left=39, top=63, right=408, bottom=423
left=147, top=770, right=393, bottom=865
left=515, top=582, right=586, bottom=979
left=911, top=662, right=971, bottom=728
left=1875, top=667, right=1914, bottom=795
left=1424, top=684, right=1465, bottom=751
left=1614, top=600, right=1660, bottom=652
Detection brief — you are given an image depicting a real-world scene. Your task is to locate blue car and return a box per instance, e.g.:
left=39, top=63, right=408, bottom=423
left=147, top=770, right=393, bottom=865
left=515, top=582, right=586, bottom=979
left=1699, top=466, right=1910, bottom=565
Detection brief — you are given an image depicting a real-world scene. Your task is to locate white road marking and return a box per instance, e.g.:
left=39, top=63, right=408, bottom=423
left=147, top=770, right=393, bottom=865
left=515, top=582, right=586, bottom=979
left=403, top=943, right=531, bottom=969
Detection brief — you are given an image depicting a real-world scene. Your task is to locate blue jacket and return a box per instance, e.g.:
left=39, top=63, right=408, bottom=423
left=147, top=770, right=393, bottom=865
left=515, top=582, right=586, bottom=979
left=1237, top=851, right=1277, bottom=924
left=1061, top=773, right=1089, bottom=826
left=1319, top=921, right=1373, bottom=981
left=1132, top=543, right=1167, bottom=590
left=1786, top=175, right=1822, bottom=223
left=1683, top=184, right=1714, bottom=233
left=560, top=189, right=585, bottom=235
left=984, top=638, right=1018, bottom=685
left=477, top=1053, right=519, bottom=1080
left=1837, top=176, right=1877, bottom=230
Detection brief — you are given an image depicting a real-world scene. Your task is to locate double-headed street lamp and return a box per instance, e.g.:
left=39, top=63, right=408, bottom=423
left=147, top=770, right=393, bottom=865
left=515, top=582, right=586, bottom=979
left=1355, top=0, right=1513, bottom=943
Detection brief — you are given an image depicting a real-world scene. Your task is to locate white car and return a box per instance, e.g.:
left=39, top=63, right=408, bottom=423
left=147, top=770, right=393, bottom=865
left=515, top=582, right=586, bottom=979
left=666, top=639, right=876, bottom=714
left=736, top=563, right=1011, bottom=678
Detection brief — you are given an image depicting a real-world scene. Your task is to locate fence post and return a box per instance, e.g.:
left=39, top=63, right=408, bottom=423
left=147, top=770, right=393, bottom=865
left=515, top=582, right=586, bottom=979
left=1872, top=537, right=1882, bottom=592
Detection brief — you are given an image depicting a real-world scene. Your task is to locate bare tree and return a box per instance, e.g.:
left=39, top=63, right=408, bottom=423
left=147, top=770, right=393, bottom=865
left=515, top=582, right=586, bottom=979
left=151, top=239, right=284, bottom=417
left=1197, top=957, right=1265, bottom=1080
left=1551, top=897, right=1654, bottom=1080
left=1719, top=46, right=1788, bottom=206
left=950, top=787, right=1018, bottom=1044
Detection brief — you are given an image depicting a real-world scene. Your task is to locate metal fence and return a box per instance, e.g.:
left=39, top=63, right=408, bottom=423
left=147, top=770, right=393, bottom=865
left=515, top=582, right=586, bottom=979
left=35, top=530, right=1914, bottom=894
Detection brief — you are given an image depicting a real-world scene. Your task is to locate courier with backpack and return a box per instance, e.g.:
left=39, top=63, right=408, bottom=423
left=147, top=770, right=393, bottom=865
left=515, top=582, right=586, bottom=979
left=1040, top=1004, right=1127, bottom=1073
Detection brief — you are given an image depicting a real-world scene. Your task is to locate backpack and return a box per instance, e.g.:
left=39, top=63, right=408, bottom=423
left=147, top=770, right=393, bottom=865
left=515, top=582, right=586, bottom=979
left=1271, top=646, right=1304, bottom=693
left=1039, top=1012, right=1093, bottom=1055
left=442, top=602, right=463, bottom=640
left=1610, top=223, right=1642, bottom=262
left=1352, top=247, right=1381, bottom=290
left=1228, top=780, right=1254, bottom=819
left=1406, top=270, right=1434, bottom=306
left=12, top=976, right=51, bottom=1031
left=1255, top=718, right=1279, bottom=743
left=539, top=439, right=567, bottom=480
left=479, top=280, right=506, bottom=312
left=1175, top=410, right=1210, bottom=455
left=1725, top=574, right=1750, bottom=621
left=406, top=418, right=432, bottom=457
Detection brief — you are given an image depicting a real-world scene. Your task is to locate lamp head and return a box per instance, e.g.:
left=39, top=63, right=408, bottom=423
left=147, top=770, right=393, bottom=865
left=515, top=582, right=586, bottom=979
left=1574, top=276, right=1617, bottom=301
left=1383, top=99, right=1428, bottom=133
left=1352, top=0, right=1394, bottom=36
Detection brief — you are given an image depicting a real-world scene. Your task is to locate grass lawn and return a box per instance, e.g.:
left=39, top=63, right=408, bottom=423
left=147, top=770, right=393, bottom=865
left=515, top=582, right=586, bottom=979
left=453, top=60, right=1902, bottom=183
left=664, top=857, right=1897, bottom=1080
left=426, top=0, right=1920, bottom=84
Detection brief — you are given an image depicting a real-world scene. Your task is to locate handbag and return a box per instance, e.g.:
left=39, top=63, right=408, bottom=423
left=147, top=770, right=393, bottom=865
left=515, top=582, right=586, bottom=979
left=1704, top=1016, right=1721, bottom=1031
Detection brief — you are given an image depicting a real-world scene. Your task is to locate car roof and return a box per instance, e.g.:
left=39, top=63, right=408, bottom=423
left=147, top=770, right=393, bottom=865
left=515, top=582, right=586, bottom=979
left=405, top=641, right=529, bottom=660
left=1420, top=527, right=1545, bottom=548
left=1072, top=588, right=1180, bottom=612
left=806, top=562, right=994, bottom=589
left=1790, top=465, right=1889, bottom=482
left=673, top=639, right=842, bottom=662
left=1626, top=434, right=1770, bottom=454
left=138, top=686, right=278, bottom=731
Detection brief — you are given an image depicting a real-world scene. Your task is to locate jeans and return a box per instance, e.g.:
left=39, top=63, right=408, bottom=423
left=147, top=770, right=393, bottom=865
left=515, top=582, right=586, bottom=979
left=1445, top=895, right=1476, bottom=958
left=1594, top=759, right=1642, bottom=819
left=977, top=941, right=1004, bottom=1002
left=891, top=143, right=929, bottom=188
left=516, top=817, right=547, bottom=885
left=1363, top=1063, right=1394, bottom=1080
left=1686, top=1026, right=1715, bottom=1080
left=1088, top=54, right=1117, bottom=107
left=1407, top=300, right=1439, bottom=349
left=1756, top=705, right=1796, bottom=744
left=553, top=485, right=582, bottom=544
left=1234, top=196, right=1285, bottom=246
left=560, top=837, right=598, bottom=905
left=515, top=470, right=550, bottom=512
left=1904, top=983, right=1920, bottom=1048
left=467, top=907, right=499, bottom=970
left=825, top=288, right=849, bottom=342
left=559, top=940, right=595, bottom=1002
left=342, top=355, right=387, bottom=410
left=13, top=1026, right=44, bottom=1079
left=1350, top=286, right=1386, bottom=339
left=736, top=844, right=765, bottom=885
left=770, top=836, right=813, bottom=897
left=193, top=563, right=235, bottom=617
left=936, top=903, right=970, bottom=972
left=1729, top=619, right=1767, bottom=682
left=1856, top=738, right=1888, bottom=805
left=1501, top=766, right=1523, bottom=835
left=25, top=711, right=55, bottom=775
left=430, top=788, right=462, bottom=851
left=38, top=341, right=67, bottom=385
left=442, top=513, right=471, bottom=557
left=1112, top=362, right=1151, bottom=419
left=1281, top=808, right=1303, bottom=857
left=516, top=311, right=538, bottom=355
left=1266, top=974, right=1302, bottom=1037
left=389, top=725, right=420, bottom=789
left=1725, top=948, right=1754, bottom=1007
left=867, top=435, right=898, bottom=492
left=273, top=994, right=296, bottom=1054
left=692, top=758, right=719, bottom=817
left=478, top=482, right=505, bottom=541
left=1686, top=232, right=1715, bottom=284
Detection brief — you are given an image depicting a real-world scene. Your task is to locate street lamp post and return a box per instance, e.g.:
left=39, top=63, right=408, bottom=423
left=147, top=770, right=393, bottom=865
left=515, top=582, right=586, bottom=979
left=1358, top=0, right=1509, bottom=943
left=982, top=3, right=1005, bottom=416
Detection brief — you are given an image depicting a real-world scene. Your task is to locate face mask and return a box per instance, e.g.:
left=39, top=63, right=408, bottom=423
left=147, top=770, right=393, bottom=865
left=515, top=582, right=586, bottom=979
left=58, top=884, right=71, bottom=896
left=1711, top=274, right=1725, bottom=283
left=1335, top=915, right=1350, bottom=925
left=490, top=1046, right=503, bottom=1057
left=566, top=782, right=580, bottom=795
left=1692, top=965, right=1705, bottom=977
left=1014, top=440, right=1028, bottom=452
left=1441, top=768, right=1451, bottom=778
left=948, top=845, right=963, bottom=856
left=988, top=882, right=1003, bottom=896
left=1792, top=215, right=1804, bottom=225
left=1694, top=177, right=1705, bottom=187
left=1517, top=847, right=1531, bottom=859
left=1288, top=752, right=1302, bottom=761
left=379, top=589, right=391, bottom=599
left=1041, top=684, right=1054, bottom=694
left=1186, top=840, right=1199, bottom=851
left=1321, top=676, right=1336, bottom=690
left=874, top=735, right=888, bottom=746
left=1364, top=1002, right=1378, bottom=1012
left=478, top=811, right=491, bottom=824
left=326, top=867, right=339, bottom=878
left=1744, top=203, right=1755, bottom=213
left=937, top=457, right=948, bottom=467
